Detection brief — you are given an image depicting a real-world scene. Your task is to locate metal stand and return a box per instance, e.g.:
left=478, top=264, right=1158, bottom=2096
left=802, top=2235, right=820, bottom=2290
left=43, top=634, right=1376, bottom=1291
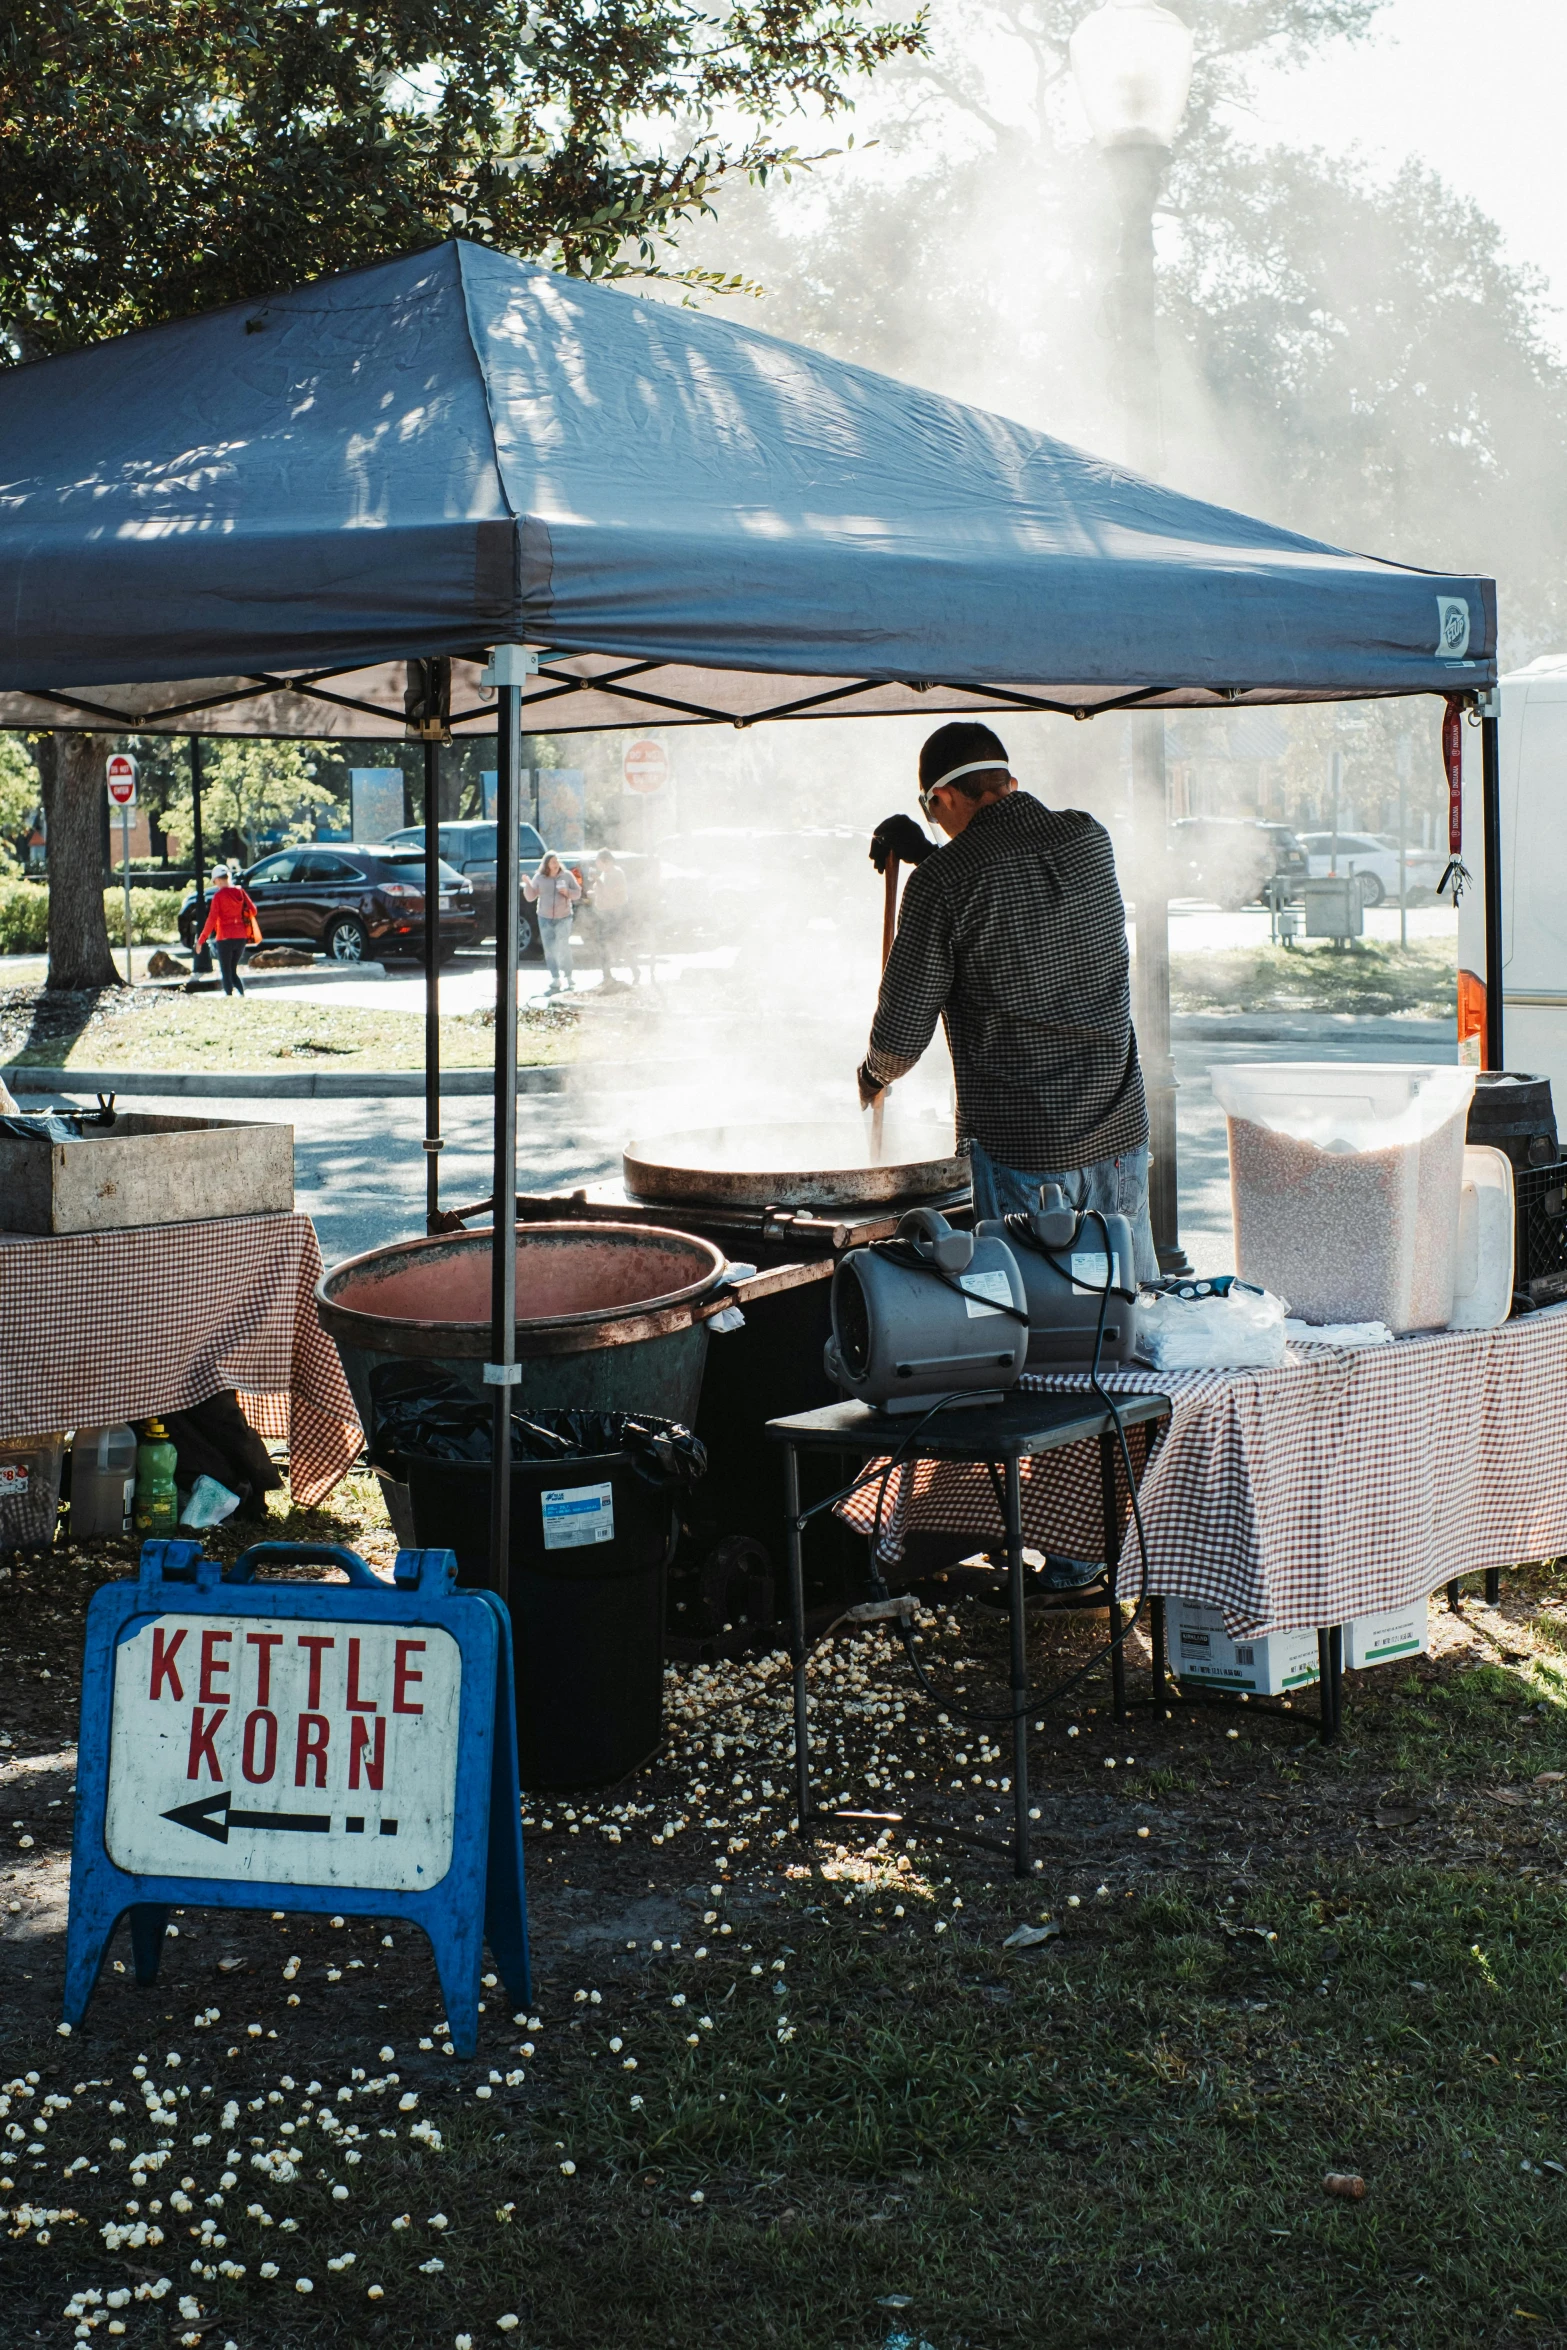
left=1481, top=703, right=1504, bottom=1073
left=480, top=644, right=538, bottom=1608
left=1446, top=1571, right=1504, bottom=1612
left=1316, top=1625, right=1343, bottom=1744
left=770, top=1391, right=1170, bottom=1879
left=188, top=734, right=212, bottom=975
left=1102, top=1435, right=1126, bottom=1719
left=423, top=734, right=444, bottom=1231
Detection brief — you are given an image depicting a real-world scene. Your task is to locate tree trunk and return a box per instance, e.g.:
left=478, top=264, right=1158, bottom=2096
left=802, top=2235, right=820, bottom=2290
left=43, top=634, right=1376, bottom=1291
left=42, top=730, right=122, bottom=991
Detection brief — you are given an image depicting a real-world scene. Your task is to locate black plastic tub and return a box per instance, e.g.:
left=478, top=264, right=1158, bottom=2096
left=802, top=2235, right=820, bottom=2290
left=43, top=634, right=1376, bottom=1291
left=405, top=1449, right=676, bottom=1791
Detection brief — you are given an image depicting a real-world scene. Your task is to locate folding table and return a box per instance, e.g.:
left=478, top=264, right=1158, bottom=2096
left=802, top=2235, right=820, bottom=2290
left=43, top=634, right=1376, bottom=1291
left=767, top=1390, right=1172, bottom=1878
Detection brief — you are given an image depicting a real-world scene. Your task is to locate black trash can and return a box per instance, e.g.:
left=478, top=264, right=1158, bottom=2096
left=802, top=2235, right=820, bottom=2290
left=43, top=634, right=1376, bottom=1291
left=370, top=1369, right=705, bottom=1791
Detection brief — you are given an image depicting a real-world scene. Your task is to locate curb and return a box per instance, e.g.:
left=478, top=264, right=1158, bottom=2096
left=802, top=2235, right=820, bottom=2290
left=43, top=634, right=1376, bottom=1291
left=1173, top=1012, right=1455, bottom=1044
left=1, top=1063, right=570, bottom=1101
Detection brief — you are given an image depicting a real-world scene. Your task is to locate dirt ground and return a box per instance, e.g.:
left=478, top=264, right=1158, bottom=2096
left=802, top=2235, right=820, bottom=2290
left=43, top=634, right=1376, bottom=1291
left=4, top=1479, right=1567, bottom=2348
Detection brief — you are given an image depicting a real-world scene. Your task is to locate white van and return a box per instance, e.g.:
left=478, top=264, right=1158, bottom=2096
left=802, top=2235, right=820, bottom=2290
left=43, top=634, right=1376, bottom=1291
left=1458, top=656, right=1567, bottom=1103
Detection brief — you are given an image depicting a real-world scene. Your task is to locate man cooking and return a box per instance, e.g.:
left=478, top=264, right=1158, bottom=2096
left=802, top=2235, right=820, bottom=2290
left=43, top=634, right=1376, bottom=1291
left=857, top=719, right=1158, bottom=1281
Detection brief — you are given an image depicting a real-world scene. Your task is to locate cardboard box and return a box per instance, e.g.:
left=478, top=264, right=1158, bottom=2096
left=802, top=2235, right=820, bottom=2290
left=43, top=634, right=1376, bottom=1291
left=1165, top=1598, right=1321, bottom=1695
left=1342, top=1597, right=1429, bottom=1671
left=0, top=1113, right=293, bottom=1235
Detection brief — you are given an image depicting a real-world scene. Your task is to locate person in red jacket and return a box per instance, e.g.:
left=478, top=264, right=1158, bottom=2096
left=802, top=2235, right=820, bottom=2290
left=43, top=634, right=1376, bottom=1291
left=195, top=865, right=261, bottom=997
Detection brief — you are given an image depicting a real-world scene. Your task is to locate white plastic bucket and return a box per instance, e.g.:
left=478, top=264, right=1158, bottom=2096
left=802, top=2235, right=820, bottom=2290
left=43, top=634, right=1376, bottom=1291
left=1209, top=1063, right=1477, bottom=1333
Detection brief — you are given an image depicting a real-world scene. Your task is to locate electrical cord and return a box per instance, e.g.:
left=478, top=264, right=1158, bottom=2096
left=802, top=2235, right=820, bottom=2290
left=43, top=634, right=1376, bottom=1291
left=1000, top=1210, right=1139, bottom=1306
left=842, top=1207, right=1153, bottom=1727
left=791, top=1211, right=1153, bottom=1740
left=791, top=1389, right=985, bottom=1536
left=868, top=1237, right=1032, bottom=1328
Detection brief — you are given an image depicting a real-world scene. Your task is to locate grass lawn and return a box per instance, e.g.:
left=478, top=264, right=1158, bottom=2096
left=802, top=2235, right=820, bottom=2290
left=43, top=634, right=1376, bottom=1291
left=5, top=1471, right=1567, bottom=2348
left=1172, top=940, right=1456, bottom=1020
left=0, top=986, right=579, bottom=1073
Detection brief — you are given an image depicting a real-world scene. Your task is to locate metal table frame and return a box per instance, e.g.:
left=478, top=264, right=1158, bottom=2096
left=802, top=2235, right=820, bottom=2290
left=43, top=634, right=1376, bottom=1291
left=766, top=1391, right=1172, bottom=1879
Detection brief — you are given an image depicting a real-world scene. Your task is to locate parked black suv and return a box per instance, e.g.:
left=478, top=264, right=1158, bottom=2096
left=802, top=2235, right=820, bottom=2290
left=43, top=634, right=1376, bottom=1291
left=178, top=845, right=479, bottom=963
left=1168, top=818, right=1309, bottom=908
left=383, top=820, right=548, bottom=953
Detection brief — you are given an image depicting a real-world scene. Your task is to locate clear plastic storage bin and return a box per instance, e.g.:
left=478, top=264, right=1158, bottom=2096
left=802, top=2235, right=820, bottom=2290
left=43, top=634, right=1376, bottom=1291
left=1209, top=1063, right=1476, bottom=1333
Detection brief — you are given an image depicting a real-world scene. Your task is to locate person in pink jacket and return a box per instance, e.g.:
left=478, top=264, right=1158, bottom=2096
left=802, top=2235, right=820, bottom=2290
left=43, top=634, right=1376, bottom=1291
left=523, top=851, right=582, bottom=992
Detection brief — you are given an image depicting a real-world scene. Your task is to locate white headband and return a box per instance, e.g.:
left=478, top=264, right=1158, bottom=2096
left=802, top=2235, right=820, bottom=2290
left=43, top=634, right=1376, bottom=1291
left=924, top=757, right=1010, bottom=794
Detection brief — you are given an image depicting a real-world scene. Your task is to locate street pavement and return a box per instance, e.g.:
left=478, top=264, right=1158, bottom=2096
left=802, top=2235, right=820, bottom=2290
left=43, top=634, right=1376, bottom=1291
left=11, top=902, right=1459, bottom=1274
left=26, top=1006, right=1457, bottom=1275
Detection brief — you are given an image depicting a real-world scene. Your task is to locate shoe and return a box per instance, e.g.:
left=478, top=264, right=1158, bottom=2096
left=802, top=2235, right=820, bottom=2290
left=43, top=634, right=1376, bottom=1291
left=1038, top=1553, right=1105, bottom=1592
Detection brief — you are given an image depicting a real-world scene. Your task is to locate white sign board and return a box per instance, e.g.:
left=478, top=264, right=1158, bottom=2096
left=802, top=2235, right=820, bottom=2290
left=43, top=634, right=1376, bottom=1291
left=106, top=753, right=137, bottom=809
left=104, top=1611, right=461, bottom=1891
left=623, top=739, right=669, bottom=797
left=349, top=767, right=405, bottom=844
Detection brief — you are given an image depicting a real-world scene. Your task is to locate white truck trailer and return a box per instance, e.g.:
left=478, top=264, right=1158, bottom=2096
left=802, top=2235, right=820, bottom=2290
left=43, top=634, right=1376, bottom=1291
left=1458, top=656, right=1567, bottom=1101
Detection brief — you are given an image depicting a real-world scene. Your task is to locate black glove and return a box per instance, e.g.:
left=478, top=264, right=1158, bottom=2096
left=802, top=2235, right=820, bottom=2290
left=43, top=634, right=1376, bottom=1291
left=869, top=814, right=935, bottom=874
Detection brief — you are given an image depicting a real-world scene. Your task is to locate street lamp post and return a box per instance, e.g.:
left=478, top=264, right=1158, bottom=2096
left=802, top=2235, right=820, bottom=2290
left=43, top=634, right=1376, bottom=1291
left=1071, top=0, right=1194, bottom=1273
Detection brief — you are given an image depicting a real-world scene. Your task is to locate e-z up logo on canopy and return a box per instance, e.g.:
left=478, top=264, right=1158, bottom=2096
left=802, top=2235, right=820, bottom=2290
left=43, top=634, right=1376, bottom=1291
left=107, top=1612, right=459, bottom=1890
left=65, top=1540, right=529, bottom=2056
left=1436, top=597, right=1472, bottom=662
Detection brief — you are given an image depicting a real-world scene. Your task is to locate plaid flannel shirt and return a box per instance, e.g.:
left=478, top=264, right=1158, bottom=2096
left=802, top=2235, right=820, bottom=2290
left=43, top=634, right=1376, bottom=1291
left=863, top=790, right=1148, bottom=1169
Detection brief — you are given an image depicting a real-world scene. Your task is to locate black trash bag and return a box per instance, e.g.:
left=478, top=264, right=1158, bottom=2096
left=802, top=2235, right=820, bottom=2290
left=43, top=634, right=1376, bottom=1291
left=157, top=1391, right=285, bottom=1521
left=507, top=1409, right=707, bottom=1489
left=368, top=1361, right=706, bottom=1488
left=367, top=1363, right=494, bottom=1467
left=0, top=1101, right=117, bottom=1144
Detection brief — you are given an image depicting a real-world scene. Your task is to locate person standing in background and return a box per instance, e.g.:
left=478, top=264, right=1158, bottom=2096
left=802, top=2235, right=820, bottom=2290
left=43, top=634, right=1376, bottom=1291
left=195, top=863, right=261, bottom=999
left=589, top=848, right=632, bottom=985
left=524, top=850, right=582, bottom=993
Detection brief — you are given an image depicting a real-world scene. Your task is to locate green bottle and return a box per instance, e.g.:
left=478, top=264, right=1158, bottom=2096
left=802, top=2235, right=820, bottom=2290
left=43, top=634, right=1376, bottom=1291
left=134, top=1419, right=179, bottom=1538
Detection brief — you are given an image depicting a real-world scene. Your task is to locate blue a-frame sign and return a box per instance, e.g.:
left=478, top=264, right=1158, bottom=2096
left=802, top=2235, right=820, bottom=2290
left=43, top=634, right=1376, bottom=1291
left=65, top=1540, right=530, bottom=2057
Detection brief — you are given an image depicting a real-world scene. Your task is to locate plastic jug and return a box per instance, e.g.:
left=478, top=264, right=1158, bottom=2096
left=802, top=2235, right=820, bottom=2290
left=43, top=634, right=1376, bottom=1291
left=133, top=1420, right=179, bottom=1538
left=1450, top=1145, right=1515, bottom=1330
left=70, top=1425, right=138, bottom=1539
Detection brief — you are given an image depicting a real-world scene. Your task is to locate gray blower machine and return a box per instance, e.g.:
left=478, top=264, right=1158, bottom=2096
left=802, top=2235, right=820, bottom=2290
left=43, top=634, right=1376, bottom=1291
left=978, top=1184, right=1141, bottom=1371
left=825, top=1190, right=1143, bottom=1415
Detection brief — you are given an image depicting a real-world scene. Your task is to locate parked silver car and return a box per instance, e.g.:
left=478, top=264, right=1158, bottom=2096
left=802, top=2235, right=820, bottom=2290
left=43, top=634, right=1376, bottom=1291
left=1297, top=831, right=1446, bottom=907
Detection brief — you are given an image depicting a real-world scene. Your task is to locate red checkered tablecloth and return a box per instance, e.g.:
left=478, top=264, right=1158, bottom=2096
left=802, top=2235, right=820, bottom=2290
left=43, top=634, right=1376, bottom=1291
left=0, top=1212, right=362, bottom=1507
left=838, top=1306, right=1567, bottom=1635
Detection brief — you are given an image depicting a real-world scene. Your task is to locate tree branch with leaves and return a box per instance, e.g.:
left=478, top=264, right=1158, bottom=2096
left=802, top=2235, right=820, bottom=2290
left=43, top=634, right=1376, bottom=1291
left=1, top=0, right=924, bottom=987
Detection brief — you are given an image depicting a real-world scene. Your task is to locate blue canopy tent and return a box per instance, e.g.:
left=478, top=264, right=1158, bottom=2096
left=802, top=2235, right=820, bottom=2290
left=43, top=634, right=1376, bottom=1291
left=0, top=239, right=1502, bottom=1589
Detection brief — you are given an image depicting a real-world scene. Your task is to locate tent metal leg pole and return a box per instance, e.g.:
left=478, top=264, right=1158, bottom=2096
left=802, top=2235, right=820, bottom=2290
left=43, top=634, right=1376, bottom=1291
left=1006, top=1456, right=1031, bottom=1879
left=1481, top=705, right=1504, bottom=1073
left=487, top=666, right=526, bottom=1608
left=424, top=737, right=443, bottom=1233
left=188, top=736, right=211, bottom=975
left=1130, top=713, right=1188, bottom=1275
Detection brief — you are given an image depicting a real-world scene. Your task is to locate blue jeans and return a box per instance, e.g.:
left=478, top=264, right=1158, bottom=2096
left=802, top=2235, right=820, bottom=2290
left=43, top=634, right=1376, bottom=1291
left=540, top=914, right=574, bottom=989
left=969, top=1139, right=1159, bottom=1284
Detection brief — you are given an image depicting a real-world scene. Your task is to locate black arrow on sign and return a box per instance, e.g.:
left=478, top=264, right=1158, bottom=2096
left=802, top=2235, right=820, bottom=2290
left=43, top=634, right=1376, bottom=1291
left=161, top=1791, right=332, bottom=1844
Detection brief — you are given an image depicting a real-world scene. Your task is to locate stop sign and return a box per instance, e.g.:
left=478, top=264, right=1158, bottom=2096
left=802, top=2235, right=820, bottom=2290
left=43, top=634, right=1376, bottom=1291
left=105, top=753, right=137, bottom=808
left=622, top=738, right=669, bottom=797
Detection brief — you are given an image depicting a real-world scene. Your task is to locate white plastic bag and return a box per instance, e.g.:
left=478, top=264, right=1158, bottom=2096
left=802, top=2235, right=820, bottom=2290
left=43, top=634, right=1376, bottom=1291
left=1135, top=1283, right=1288, bottom=1370
left=1282, top=1318, right=1393, bottom=1349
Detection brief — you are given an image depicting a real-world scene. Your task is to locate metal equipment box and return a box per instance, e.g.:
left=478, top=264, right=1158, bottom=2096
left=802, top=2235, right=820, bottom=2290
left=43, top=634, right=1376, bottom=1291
left=1301, top=876, right=1364, bottom=940
left=0, top=1113, right=294, bottom=1235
